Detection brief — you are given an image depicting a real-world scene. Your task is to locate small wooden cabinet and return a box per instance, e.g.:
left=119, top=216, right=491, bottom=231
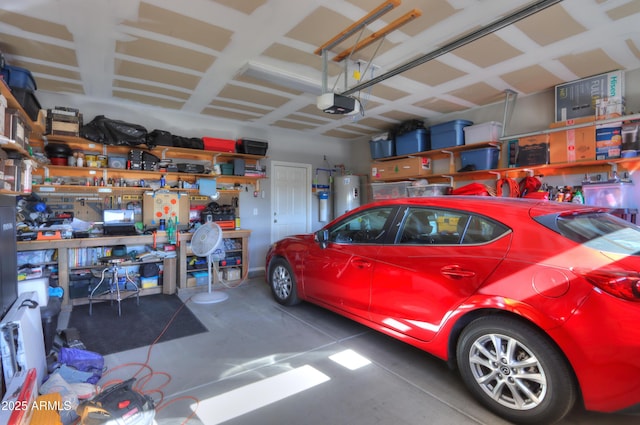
left=178, top=229, right=250, bottom=291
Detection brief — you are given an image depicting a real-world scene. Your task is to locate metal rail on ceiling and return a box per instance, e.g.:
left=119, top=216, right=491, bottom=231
left=341, top=0, right=564, bottom=96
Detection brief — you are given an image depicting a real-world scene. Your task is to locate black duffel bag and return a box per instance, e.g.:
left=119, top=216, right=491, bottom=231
left=81, top=115, right=148, bottom=146
left=172, top=135, right=204, bottom=150
left=146, top=129, right=173, bottom=148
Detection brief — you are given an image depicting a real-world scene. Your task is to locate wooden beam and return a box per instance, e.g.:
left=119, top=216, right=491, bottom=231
left=332, top=8, right=422, bottom=63
left=314, top=0, right=401, bottom=55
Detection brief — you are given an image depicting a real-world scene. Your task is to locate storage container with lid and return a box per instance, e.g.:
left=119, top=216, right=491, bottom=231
left=406, top=184, right=452, bottom=197
left=370, top=181, right=411, bottom=200
left=369, top=138, right=395, bottom=159
left=460, top=147, right=500, bottom=171
left=582, top=182, right=636, bottom=209
left=395, top=128, right=430, bottom=155
left=463, top=121, right=503, bottom=144
left=430, top=120, right=473, bottom=149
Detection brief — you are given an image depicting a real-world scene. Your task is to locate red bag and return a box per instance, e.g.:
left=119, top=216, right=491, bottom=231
left=451, top=183, right=493, bottom=196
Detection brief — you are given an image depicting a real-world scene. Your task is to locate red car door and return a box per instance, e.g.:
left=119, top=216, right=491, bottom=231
left=368, top=208, right=511, bottom=342
left=303, top=207, right=395, bottom=319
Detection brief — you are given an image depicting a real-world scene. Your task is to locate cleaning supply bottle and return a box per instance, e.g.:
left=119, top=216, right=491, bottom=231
left=167, top=217, right=177, bottom=245
left=572, top=187, right=584, bottom=204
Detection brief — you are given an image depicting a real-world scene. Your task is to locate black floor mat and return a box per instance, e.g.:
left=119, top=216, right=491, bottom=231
left=67, top=294, right=208, bottom=355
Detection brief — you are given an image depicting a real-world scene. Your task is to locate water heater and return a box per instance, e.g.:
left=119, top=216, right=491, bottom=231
left=333, top=175, right=360, bottom=218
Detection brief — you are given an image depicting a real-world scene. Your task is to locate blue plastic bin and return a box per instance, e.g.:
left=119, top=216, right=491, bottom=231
left=395, top=128, right=430, bottom=155
left=1, top=65, right=37, bottom=91
left=369, top=138, right=395, bottom=159
left=430, top=120, right=473, bottom=149
left=460, top=147, right=500, bottom=170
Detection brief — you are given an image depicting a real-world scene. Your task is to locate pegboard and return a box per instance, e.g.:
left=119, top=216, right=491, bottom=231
left=41, top=195, right=103, bottom=222
left=38, top=192, right=143, bottom=223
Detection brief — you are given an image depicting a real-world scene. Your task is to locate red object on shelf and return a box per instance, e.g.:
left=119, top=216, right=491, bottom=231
left=215, top=220, right=235, bottom=230
left=49, top=157, right=68, bottom=166
left=202, top=137, right=235, bottom=152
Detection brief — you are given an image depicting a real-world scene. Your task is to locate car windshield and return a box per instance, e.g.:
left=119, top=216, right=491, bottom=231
left=554, top=212, right=640, bottom=255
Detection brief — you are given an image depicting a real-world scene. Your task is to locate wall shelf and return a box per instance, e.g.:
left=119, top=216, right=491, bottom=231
left=370, top=114, right=640, bottom=185
left=28, top=136, right=267, bottom=189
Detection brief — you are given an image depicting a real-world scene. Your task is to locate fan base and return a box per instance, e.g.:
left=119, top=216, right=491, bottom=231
left=191, top=291, right=229, bottom=304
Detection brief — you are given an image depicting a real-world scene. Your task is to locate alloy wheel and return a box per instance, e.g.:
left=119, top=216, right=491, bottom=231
left=467, top=333, right=548, bottom=410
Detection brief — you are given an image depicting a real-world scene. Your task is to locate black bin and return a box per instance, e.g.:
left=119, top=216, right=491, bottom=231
left=41, top=297, right=62, bottom=354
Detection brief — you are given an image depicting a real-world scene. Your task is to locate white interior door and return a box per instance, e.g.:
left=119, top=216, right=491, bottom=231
left=270, top=161, right=312, bottom=243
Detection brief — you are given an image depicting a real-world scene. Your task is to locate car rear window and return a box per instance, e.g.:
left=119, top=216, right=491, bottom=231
left=548, top=213, right=640, bottom=255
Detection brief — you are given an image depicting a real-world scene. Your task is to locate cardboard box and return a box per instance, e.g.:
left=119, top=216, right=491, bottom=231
left=371, top=157, right=431, bottom=180
left=555, top=70, right=624, bottom=121
left=143, top=191, right=189, bottom=230
left=595, top=122, right=623, bottom=160
left=510, top=134, right=549, bottom=167
left=549, top=117, right=596, bottom=163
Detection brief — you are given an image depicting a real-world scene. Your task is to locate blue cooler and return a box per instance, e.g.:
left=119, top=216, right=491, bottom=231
left=430, top=120, right=473, bottom=149
left=395, top=128, right=430, bottom=155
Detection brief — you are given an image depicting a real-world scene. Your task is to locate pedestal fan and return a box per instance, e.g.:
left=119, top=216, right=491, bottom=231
left=190, top=221, right=229, bottom=304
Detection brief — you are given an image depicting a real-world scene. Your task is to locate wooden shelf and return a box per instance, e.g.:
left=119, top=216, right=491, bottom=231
left=372, top=141, right=499, bottom=163
left=29, top=136, right=267, bottom=188
left=17, top=230, right=251, bottom=307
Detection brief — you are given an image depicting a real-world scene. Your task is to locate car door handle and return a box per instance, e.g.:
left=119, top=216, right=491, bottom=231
left=351, top=258, right=372, bottom=269
left=441, top=265, right=476, bottom=279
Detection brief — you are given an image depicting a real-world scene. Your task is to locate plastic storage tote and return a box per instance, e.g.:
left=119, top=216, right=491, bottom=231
left=406, top=184, right=452, bottom=197
left=395, top=128, right=430, bottom=155
left=583, top=182, right=637, bottom=209
left=1, top=65, right=37, bottom=91
left=430, top=120, right=473, bottom=149
left=369, top=138, right=395, bottom=159
left=460, top=147, right=500, bottom=170
left=370, top=181, right=411, bottom=200
left=463, top=121, right=503, bottom=144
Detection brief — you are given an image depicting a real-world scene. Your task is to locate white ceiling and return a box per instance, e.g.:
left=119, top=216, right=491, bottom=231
left=1, top=0, right=639, bottom=140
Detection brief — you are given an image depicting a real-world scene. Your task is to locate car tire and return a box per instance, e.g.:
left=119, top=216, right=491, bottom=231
left=456, top=316, right=577, bottom=424
left=268, top=258, right=300, bottom=306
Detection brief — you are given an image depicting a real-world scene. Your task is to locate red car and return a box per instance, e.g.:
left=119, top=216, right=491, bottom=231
left=266, top=196, right=640, bottom=424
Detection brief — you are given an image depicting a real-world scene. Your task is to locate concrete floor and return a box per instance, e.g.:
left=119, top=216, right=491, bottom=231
left=69, top=277, right=637, bottom=425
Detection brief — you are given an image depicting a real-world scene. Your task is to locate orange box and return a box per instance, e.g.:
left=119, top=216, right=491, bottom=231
left=549, top=116, right=596, bottom=163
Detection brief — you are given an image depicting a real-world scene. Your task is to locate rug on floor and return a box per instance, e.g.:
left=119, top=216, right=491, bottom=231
left=67, top=294, right=208, bottom=355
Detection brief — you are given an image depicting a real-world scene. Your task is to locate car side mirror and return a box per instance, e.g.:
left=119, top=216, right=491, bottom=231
left=316, top=229, right=329, bottom=249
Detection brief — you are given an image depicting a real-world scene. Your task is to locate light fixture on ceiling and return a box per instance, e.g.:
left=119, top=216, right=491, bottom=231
left=238, top=61, right=323, bottom=95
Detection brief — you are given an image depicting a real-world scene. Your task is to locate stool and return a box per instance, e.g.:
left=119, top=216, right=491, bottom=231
left=89, top=256, right=140, bottom=316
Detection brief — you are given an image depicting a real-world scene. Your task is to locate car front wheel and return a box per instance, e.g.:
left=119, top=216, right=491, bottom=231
left=268, top=258, right=300, bottom=306
left=456, top=316, right=577, bottom=424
